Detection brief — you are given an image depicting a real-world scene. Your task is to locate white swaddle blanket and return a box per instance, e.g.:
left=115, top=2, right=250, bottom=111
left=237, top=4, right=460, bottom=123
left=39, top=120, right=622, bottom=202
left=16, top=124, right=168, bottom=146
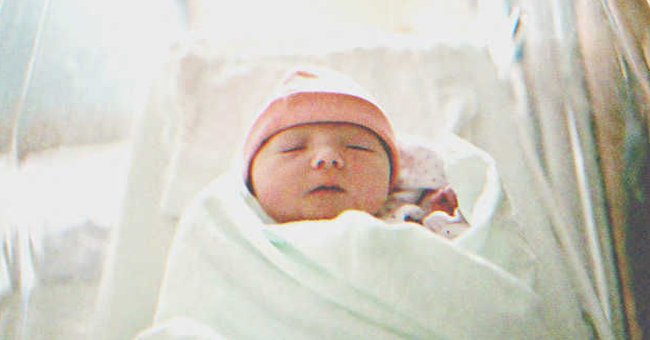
left=140, top=134, right=548, bottom=339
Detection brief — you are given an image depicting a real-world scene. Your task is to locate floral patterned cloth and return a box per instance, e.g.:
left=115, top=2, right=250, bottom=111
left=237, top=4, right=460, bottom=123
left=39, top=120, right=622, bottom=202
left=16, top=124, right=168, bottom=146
left=379, top=143, right=470, bottom=239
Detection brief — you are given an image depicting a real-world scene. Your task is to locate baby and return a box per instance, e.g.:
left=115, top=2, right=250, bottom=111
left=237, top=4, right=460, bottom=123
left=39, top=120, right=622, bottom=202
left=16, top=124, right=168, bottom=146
left=243, top=67, right=469, bottom=238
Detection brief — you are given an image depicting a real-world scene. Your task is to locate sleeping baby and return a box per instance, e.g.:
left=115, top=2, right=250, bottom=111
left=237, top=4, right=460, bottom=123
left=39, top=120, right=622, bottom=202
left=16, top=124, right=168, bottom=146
left=140, top=66, right=547, bottom=340
left=244, top=67, right=469, bottom=239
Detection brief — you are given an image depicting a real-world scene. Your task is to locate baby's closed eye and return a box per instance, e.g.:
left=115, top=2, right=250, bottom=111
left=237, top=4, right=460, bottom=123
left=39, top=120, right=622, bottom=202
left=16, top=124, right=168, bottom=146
left=346, top=144, right=374, bottom=152
left=280, top=145, right=305, bottom=153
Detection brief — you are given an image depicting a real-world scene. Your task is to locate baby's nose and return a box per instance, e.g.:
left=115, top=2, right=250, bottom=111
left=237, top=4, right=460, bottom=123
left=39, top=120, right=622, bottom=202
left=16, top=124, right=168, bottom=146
left=310, top=148, right=344, bottom=170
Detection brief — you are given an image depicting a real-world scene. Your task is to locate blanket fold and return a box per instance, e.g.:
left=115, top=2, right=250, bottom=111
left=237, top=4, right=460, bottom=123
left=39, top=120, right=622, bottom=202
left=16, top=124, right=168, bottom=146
left=143, top=171, right=549, bottom=339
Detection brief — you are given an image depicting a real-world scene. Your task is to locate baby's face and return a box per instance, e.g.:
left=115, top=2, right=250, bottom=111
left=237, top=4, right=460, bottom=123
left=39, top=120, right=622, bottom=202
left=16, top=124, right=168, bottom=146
left=251, top=122, right=391, bottom=223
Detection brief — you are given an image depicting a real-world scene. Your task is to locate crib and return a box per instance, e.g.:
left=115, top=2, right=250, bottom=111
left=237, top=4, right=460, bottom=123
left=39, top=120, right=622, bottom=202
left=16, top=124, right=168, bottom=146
left=1, top=0, right=648, bottom=338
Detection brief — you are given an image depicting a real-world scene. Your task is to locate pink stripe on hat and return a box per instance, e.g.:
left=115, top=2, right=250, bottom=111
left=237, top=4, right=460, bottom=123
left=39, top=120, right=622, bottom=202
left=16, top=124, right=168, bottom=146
left=243, top=67, right=399, bottom=192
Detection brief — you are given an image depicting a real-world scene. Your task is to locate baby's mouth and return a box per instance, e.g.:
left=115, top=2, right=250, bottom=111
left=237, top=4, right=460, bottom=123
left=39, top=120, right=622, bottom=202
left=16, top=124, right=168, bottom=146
left=308, top=185, right=345, bottom=195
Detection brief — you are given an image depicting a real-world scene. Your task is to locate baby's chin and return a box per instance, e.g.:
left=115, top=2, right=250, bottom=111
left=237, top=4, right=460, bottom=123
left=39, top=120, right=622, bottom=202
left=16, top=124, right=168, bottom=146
left=273, top=209, right=343, bottom=223
left=274, top=204, right=381, bottom=223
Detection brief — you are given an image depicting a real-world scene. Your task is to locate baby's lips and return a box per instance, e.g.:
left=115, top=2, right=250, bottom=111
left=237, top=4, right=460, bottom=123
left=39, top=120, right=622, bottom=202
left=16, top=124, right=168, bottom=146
left=308, top=183, right=345, bottom=194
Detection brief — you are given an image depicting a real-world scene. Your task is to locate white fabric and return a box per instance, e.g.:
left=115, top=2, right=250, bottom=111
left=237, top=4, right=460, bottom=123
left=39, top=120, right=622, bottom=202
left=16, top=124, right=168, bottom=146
left=96, top=44, right=595, bottom=339
left=141, top=133, right=551, bottom=339
left=0, top=143, right=128, bottom=339
left=94, top=49, right=492, bottom=338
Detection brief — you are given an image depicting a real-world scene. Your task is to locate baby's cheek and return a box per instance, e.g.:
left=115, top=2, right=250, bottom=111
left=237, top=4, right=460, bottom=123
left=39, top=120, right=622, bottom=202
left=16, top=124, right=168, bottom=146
left=355, top=183, right=389, bottom=214
left=259, top=189, right=303, bottom=223
left=347, top=156, right=390, bottom=211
